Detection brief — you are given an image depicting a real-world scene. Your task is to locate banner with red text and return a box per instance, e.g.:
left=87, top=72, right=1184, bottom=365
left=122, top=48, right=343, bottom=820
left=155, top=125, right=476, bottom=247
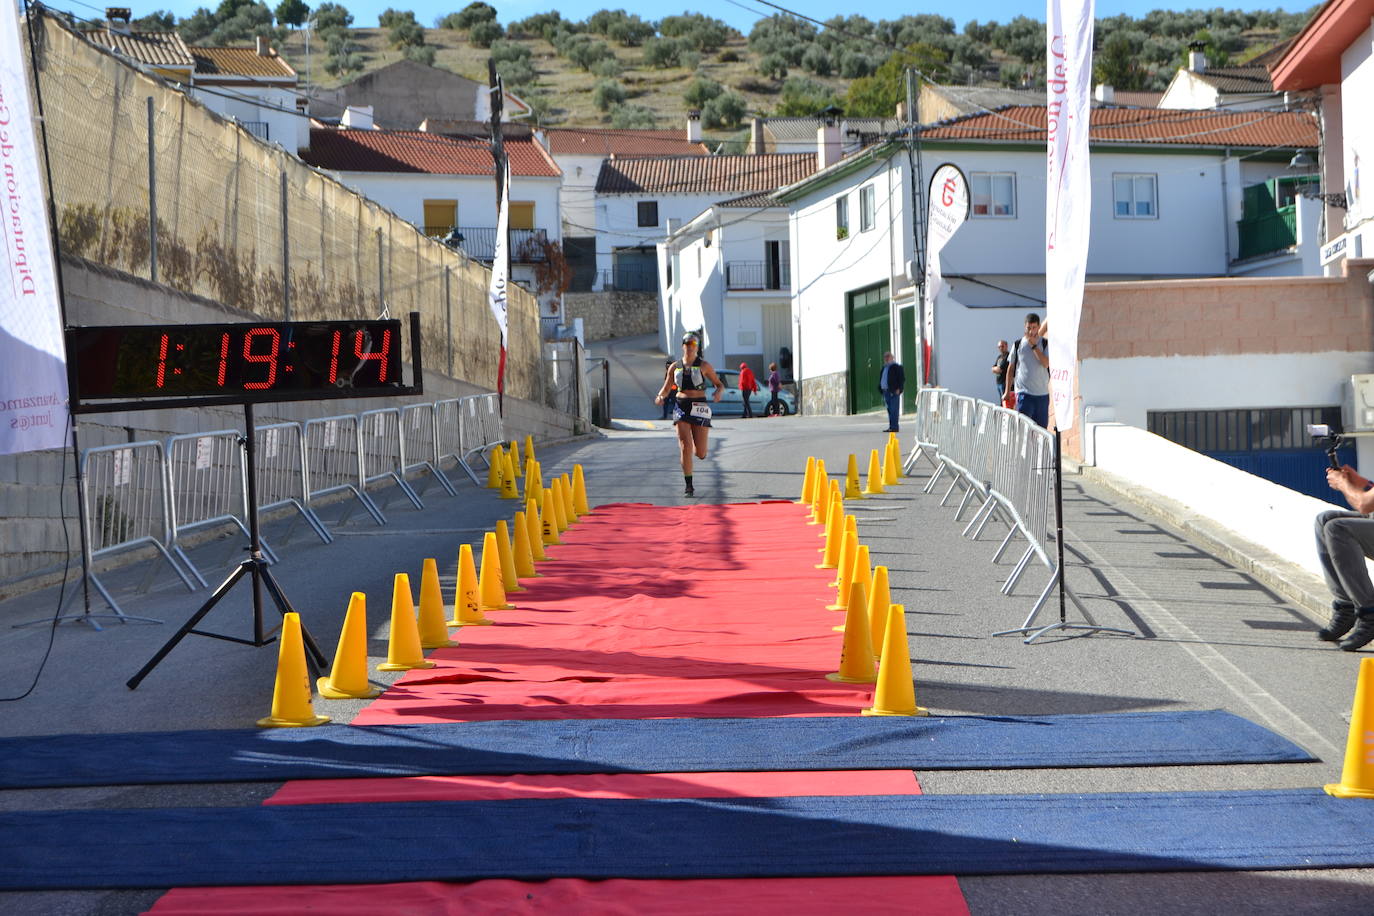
left=0, top=3, right=68, bottom=454
left=923, top=163, right=970, bottom=386
left=1044, top=0, right=1094, bottom=431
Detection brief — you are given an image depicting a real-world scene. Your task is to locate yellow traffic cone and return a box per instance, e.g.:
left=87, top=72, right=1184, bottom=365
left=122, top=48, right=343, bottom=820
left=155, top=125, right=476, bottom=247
left=826, top=580, right=876, bottom=684
left=479, top=531, right=514, bottom=611
left=495, top=518, right=524, bottom=592
left=416, top=557, right=456, bottom=648
left=864, top=604, right=928, bottom=716
left=808, top=460, right=827, bottom=523
left=486, top=444, right=505, bottom=489
left=572, top=464, right=591, bottom=516
left=828, top=516, right=857, bottom=585
left=798, top=456, right=816, bottom=505
left=513, top=511, right=539, bottom=578
left=867, top=565, right=892, bottom=658
left=844, top=454, right=864, bottom=499
left=509, top=439, right=523, bottom=477
left=378, top=573, right=437, bottom=670
left=559, top=473, right=576, bottom=525
left=827, top=530, right=859, bottom=609
left=541, top=487, right=561, bottom=545
left=524, top=434, right=537, bottom=468
left=817, top=495, right=845, bottom=568
left=863, top=449, right=885, bottom=495
left=884, top=436, right=900, bottom=485
left=830, top=544, right=870, bottom=612
left=556, top=478, right=573, bottom=532
left=532, top=461, right=546, bottom=511
left=447, top=545, right=491, bottom=627
left=1326, top=656, right=1374, bottom=798
left=810, top=464, right=830, bottom=525
left=525, top=498, right=548, bottom=561
left=317, top=593, right=382, bottom=700
left=257, top=612, right=331, bottom=727
left=500, top=449, right=519, bottom=499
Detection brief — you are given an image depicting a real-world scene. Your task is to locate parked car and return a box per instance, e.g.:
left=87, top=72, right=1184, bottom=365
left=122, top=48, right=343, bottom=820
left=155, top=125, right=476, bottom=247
left=705, top=370, right=796, bottom=417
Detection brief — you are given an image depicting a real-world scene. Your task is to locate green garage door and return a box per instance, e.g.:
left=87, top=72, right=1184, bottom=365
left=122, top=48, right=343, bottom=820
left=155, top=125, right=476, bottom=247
left=848, top=283, right=889, bottom=415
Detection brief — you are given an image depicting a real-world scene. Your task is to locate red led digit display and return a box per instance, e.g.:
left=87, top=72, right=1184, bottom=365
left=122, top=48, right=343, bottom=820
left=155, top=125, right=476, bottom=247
left=68, top=320, right=405, bottom=403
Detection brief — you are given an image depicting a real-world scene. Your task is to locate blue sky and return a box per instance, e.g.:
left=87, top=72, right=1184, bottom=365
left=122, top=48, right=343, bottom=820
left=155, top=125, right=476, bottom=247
left=55, top=0, right=1317, bottom=34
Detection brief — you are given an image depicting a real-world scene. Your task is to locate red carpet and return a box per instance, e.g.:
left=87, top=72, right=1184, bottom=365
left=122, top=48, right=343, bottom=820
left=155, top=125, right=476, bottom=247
left=147, top=501, right=969, bottom=915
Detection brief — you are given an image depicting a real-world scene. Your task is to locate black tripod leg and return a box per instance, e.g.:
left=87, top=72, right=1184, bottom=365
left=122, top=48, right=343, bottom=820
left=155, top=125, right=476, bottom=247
left=259, top=565, right=329, bottom=670
left=127, top=561, right=252, bottom=690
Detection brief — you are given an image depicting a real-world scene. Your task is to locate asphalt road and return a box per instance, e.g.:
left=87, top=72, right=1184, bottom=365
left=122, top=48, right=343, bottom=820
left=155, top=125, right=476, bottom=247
left=0, top=335, right=1370, bottom=914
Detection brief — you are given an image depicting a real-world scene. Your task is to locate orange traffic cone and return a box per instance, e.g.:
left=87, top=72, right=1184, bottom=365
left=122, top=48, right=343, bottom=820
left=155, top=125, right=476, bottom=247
left=513, top=511, right=540, bottom=578
left=495, top=518, right=524, bottom=593
left=317, top=592, right=382, bottom=700
left=541, top=487, right=561, bottom=545
left=416, top=557, right=456, bottom=648
left=826, top=580, right=876, bottom=684
left=500, top=449, right=519, bottom=499
left=827, top=530, right=859, bottom=609
left=447, top=545, right=491, bottom=627
left=864, top=604, right=928, bottom=717
left=257, top=612, right=331, bottom=727
left=844, top=453, right=863, bottom=499
left=526, top=498, right=547, bottom=560
left=798, top=455, right=816, bottom=505
left=867, top=565, right=892, bottom=659
left=486, top=444, right=505, bottom=490
left=1326, top=657, right=1374, bottom=798
left=378, top=573, right=437, bottom=670
left=479, top=531, right=514, bottom=611
left=572, top=464, right=591, bottom=516
left=863, top=449, right=885, bottom=495
left=509, top=439, right=523, bottom=477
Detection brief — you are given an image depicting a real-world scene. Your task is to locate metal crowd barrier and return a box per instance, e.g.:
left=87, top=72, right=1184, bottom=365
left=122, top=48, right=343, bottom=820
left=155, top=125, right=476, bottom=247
left=400, top=403, right=458, bottom=498
left=358, top=407, right=424, bottom=512
left=253, top=422, right=332, bottom=546
left=165, top=429, right=278, bottom=587
left=437, top=393, right=505, bottom=485
left=303, top=414, right=385, bottom=527
left=76, top=441, right=197, bottom=612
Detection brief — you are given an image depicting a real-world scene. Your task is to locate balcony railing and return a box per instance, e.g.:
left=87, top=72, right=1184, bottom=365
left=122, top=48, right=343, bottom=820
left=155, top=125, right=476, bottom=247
left=1236, top=207, right=1297, bottom=260
left=725, top=260, right=790, bottom=291
left=429, top=227, right=549, bottom=262
left=595, top=267, right=657, bottom=292
left=237, top=120, right=269, bottom=141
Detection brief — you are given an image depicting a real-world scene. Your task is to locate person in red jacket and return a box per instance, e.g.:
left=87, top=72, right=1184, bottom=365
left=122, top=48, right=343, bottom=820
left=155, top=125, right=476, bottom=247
left=738, top=362, right=759, bottom=418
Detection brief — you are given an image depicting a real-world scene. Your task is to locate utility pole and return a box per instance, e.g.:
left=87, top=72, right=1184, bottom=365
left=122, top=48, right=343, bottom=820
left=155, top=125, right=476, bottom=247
left=488, top=59, right=506, bottom=213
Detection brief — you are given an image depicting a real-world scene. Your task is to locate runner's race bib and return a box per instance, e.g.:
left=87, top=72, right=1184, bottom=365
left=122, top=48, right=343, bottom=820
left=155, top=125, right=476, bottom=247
left=690, top=402, right=712, bottom=419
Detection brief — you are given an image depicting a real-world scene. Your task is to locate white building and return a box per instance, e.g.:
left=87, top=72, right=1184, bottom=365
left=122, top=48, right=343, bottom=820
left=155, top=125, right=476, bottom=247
left=1158, top=42, right=1290, bottom=112
left=301, top=125, right=563, bottom=310
left=593, top=153, right=816, bottom=293
left=774, top=105, right=1320, bottom=414
left=1271, top=0, right=1374, bottom=274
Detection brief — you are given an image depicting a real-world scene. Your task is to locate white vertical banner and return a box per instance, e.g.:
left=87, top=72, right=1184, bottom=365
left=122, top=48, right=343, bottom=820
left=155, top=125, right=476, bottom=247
left=923, top=164, right=970, bottom=384
left=0, top=3, right=69, bottom=454
left=1045, top=0, right=1094, bottom=431
left=487, top=161, right=510, bottom=396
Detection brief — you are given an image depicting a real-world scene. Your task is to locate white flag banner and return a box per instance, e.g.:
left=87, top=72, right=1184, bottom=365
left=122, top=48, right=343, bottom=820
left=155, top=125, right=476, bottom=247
left=923, top=164, right=970, bottom=384
left=1045, top=0, right=1094, bottom=430
left=487, top=163, right=510, bottom=346
left=0, top=4, right=69, bottom=454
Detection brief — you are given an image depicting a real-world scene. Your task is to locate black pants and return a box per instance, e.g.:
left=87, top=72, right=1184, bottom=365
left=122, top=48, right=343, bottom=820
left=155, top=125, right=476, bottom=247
left=742, top=392, right=754, bottom=418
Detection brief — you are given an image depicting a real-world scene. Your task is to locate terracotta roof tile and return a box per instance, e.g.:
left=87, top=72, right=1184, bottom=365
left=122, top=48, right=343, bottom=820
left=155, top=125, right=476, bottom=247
left=1110, top=91, right=1163, bottom=108
left=596, top=154, right=816, bottom=194
left=716, top=191, right=784, bottom=208
left=544, top=128, right=709, bottom=156
left=301, top=128, right=561, bottom=178
left=192, top=46, right=296, bottom=79
left=920, top=106, right=1317, bottom=148
left=83, top=29, right=193, bottom=68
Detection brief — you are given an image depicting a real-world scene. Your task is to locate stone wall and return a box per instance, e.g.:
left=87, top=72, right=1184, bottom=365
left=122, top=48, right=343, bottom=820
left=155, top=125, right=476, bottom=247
left=562, top=292, right=658, bottom=342
left=802, top=370, right=847, bottom=416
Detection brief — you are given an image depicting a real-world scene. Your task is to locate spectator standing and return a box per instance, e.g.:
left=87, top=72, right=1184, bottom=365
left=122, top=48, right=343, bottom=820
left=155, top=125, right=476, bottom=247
left=766, top=362, right=782, bottom=417
left=1314, top=466, right=1374, bottom=650
left=659, top=358, right=676, bottom=419
left=1005, top=313, right=1050, bottom=428
left=877, top=352, right=904, bottom=433
left=738, top=362, right=759, bottom=418
left=991, top=340, right=1010, bottom=401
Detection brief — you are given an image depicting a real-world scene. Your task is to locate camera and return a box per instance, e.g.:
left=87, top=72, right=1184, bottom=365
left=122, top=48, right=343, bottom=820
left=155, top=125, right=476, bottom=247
left=1307, top=423, right=1345, bottom=469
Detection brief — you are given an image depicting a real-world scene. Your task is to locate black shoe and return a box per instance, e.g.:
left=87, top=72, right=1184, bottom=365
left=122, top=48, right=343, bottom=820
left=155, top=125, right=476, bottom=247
left=1338, top=615, right=1374, bottom=651
left=1319, top=605, right=1358, bottom=641
left=683, top=485, right=695, bottom=497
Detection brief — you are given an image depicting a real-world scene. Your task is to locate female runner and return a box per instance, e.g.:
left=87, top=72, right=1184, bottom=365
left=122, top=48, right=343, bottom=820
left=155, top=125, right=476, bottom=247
left=654, top=333, right=723, bottom=496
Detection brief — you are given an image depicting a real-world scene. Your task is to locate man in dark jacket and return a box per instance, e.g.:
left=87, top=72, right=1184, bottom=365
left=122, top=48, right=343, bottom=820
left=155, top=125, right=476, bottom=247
left=878, top=352, right=904, bottom=432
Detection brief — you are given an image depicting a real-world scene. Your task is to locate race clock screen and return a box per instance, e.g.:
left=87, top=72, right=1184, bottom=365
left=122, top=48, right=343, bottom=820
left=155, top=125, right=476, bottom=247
left=69, top=320, right=404, bottom=401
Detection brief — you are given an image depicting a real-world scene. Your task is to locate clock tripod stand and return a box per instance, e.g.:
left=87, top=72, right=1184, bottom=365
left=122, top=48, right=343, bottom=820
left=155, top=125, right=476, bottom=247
left=128, top=402, right=326, bottom=689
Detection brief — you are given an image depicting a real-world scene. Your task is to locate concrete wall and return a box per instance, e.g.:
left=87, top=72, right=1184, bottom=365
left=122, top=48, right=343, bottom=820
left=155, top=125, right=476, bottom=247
left=561, top=291, right=658, bottom=342
left=0, top=258, right=577, bottom=595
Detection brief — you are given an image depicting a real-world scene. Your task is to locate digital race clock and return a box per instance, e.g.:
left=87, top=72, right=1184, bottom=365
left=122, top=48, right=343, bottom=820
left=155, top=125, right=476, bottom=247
left=67, top=317, right=423, bottom=411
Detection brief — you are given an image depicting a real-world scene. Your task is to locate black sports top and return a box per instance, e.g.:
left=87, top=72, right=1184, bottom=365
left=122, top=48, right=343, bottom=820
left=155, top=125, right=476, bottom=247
left=672, top=357, right=706, bottom=395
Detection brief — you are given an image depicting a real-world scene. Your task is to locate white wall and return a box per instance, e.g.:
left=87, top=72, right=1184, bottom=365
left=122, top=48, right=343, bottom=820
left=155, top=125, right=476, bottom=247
left=551, top=152, right=603, bottom=236
left=327, top=172, right=562, bottom=242
left=1340, top=23, right=1373, bottom=236
left=193, top=85, right=306, bottom=153
left=597, top=193, right=722, bottom=278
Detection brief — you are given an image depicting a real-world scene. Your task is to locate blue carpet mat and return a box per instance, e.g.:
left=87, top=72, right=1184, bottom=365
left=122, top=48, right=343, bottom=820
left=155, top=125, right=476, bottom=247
left=0, top=789, right=1370, bottom=889
left=0, top=710, right=1312, bottom=788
